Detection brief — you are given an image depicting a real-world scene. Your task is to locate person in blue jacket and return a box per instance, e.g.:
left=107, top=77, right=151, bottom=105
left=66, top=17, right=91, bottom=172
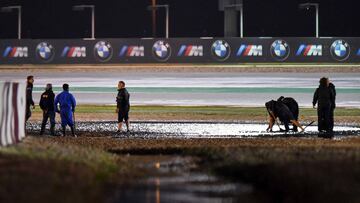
left=55, top=83, right=76, bottom=137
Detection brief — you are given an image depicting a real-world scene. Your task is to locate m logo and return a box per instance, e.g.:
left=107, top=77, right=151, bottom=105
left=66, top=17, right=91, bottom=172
left=61, top=46, right=86, bottom=58
left=296, top=45, right=322, bottom=56
left=119, top=46, right=144, bottom=57
left=237, top=45, right=262, bottom=56
left=3, top=47, right=28, bottom=58
left=177, top=45, right=203, bottom=57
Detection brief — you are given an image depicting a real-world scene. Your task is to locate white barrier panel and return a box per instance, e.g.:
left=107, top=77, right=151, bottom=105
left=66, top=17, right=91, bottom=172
left=0, top=82, right=26, bottom=146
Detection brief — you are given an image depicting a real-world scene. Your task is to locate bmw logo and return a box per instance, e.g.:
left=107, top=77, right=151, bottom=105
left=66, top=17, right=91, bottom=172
left=270, top=40, right=290, bottom=61
left=94, top=41, right=113, bottom=62
left=330, top=40, right=350, bottom=61
left=211, top=40, right=230, bottom=61
left=152, top=40, right=171, bottom=61
left=36, top=42, right=55, bottom=62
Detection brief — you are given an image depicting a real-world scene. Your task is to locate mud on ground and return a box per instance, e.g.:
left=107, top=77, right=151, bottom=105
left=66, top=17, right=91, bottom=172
left=2, top=131, right=360, bottom=202
left=47, top=134, right=360, bottom=202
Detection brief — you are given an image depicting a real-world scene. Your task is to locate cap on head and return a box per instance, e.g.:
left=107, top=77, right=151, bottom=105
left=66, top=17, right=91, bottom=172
left=63, top=83, right=69, bottom=91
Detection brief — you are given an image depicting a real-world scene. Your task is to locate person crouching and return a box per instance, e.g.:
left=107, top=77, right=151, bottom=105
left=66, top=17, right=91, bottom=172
left=266, top=100, right=304, bottom=132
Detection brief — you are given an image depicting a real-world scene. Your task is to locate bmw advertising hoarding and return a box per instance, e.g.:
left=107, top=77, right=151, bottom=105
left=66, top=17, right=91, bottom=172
left=0, top=37, right=359, bottom=64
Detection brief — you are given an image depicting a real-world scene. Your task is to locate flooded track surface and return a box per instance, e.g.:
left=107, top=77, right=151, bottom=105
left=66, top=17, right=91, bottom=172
left=27, top=121, right=360, bottom=138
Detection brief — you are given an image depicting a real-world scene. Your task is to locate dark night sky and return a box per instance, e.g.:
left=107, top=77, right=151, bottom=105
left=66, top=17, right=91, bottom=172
left=0, top=0, right=358, bottom=39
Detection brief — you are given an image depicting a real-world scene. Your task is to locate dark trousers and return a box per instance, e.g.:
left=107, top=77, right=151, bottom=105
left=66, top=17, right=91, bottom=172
left=281, top=121, right=290, bottom=132
left=317, top=105, right=331, bottom=132
left=329, top=108, right=335, bottom=131
left=26, top=105, right=31, bottom=121
left=40, top=111, right=56, bottom=135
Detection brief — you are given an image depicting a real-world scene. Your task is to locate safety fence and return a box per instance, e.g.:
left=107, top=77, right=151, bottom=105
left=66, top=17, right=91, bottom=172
left=0, top=82, right=26, bottom=146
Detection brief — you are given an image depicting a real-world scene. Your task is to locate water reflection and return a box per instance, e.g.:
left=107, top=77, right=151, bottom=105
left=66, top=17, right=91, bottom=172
left=155, top=178, right=160, bottom=203
left=28, top=121, right=360, bottom=139
left=110, top=156, right=253, bottom=202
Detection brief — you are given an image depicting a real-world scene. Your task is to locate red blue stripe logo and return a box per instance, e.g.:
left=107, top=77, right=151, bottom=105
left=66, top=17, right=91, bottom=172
left=3, top=46, right=28, bottom=58
left=296, top=44, right=322, bottom=56
left=236, top=45, right=262, bottom=56
left=178, top=45, right=203, bottom=57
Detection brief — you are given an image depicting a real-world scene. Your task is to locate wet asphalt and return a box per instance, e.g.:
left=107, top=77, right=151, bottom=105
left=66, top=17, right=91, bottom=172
left=2, top=71, right=360, bottom=107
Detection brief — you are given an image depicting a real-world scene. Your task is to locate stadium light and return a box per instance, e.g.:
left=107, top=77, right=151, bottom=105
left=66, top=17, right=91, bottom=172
left=1, top=6, right=21, bottom=39
left=147, top=4, right=169, bottom=38
left=73, top=5, right=95, bottom=40
left=299, top=3, right=319, bottom=38
left=224, top=4, right=243, bottom=38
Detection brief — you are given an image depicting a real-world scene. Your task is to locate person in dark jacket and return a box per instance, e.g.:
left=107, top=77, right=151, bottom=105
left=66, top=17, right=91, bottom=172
left=116, top=81, right=130, bottom=133
left=26, top=75, right=35, bottom=121
left=266, top=100, right=304, bottom=132
left=313, top=77, right=335, bottom=133
left=328, top=79, right=336, bottom=132
left=55, top=84, right=77, bottom=137
left=39, top=84, right=56, bottom=136
left=277, top=96, right=300, bottom=132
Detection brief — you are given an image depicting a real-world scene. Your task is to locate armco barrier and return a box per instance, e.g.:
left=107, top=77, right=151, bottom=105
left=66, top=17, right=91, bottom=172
left=0, top=82, right=26, bottom=146
left=0, top=37, right=359, bottom=64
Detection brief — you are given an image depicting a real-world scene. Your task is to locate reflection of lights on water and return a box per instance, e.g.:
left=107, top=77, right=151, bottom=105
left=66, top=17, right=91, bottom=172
left=155, top=178, right=160, bottom=203
left=154, top=162, right=161, bottom=203
left=27, top=121, right=360, bottom=138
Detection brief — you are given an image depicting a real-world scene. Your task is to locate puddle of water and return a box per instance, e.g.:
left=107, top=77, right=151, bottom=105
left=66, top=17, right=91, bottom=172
left=28, top=121, right=360, bottom=138
left=110, top=156, right=254, bottom=203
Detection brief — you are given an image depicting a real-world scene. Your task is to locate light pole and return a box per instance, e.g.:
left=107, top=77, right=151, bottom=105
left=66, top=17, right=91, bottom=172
left=73, top=5, right=95, bottom=39
left=299, top=3, right=319, bottom=38
left=1, top=6, right=21, bottom=39
left=147, top=4, right=169, bottom=38
left=224, top=4, right=243, bottom=38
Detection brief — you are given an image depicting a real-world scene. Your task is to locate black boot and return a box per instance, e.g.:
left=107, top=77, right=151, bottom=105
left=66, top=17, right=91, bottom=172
left=62, top=126, right=66, bottom=136
left=40, top=124, right=46, bottom=136
left=70, top=126, right=76, bottom=137
left=293, top=124, right=298, bottom=132
left=50, top=125, right=55, bottom=136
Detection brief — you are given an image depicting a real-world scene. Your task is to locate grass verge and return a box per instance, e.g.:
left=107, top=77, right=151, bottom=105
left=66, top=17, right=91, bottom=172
left=0, top=136, right=136, bottom=203
left=29, top=105, right=360, bottom=124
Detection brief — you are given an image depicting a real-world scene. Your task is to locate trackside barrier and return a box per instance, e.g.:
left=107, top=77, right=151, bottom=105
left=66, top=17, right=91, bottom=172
left=0, top=38, right=359, bottom=64
left=0, top=82, right=26, bottom=146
